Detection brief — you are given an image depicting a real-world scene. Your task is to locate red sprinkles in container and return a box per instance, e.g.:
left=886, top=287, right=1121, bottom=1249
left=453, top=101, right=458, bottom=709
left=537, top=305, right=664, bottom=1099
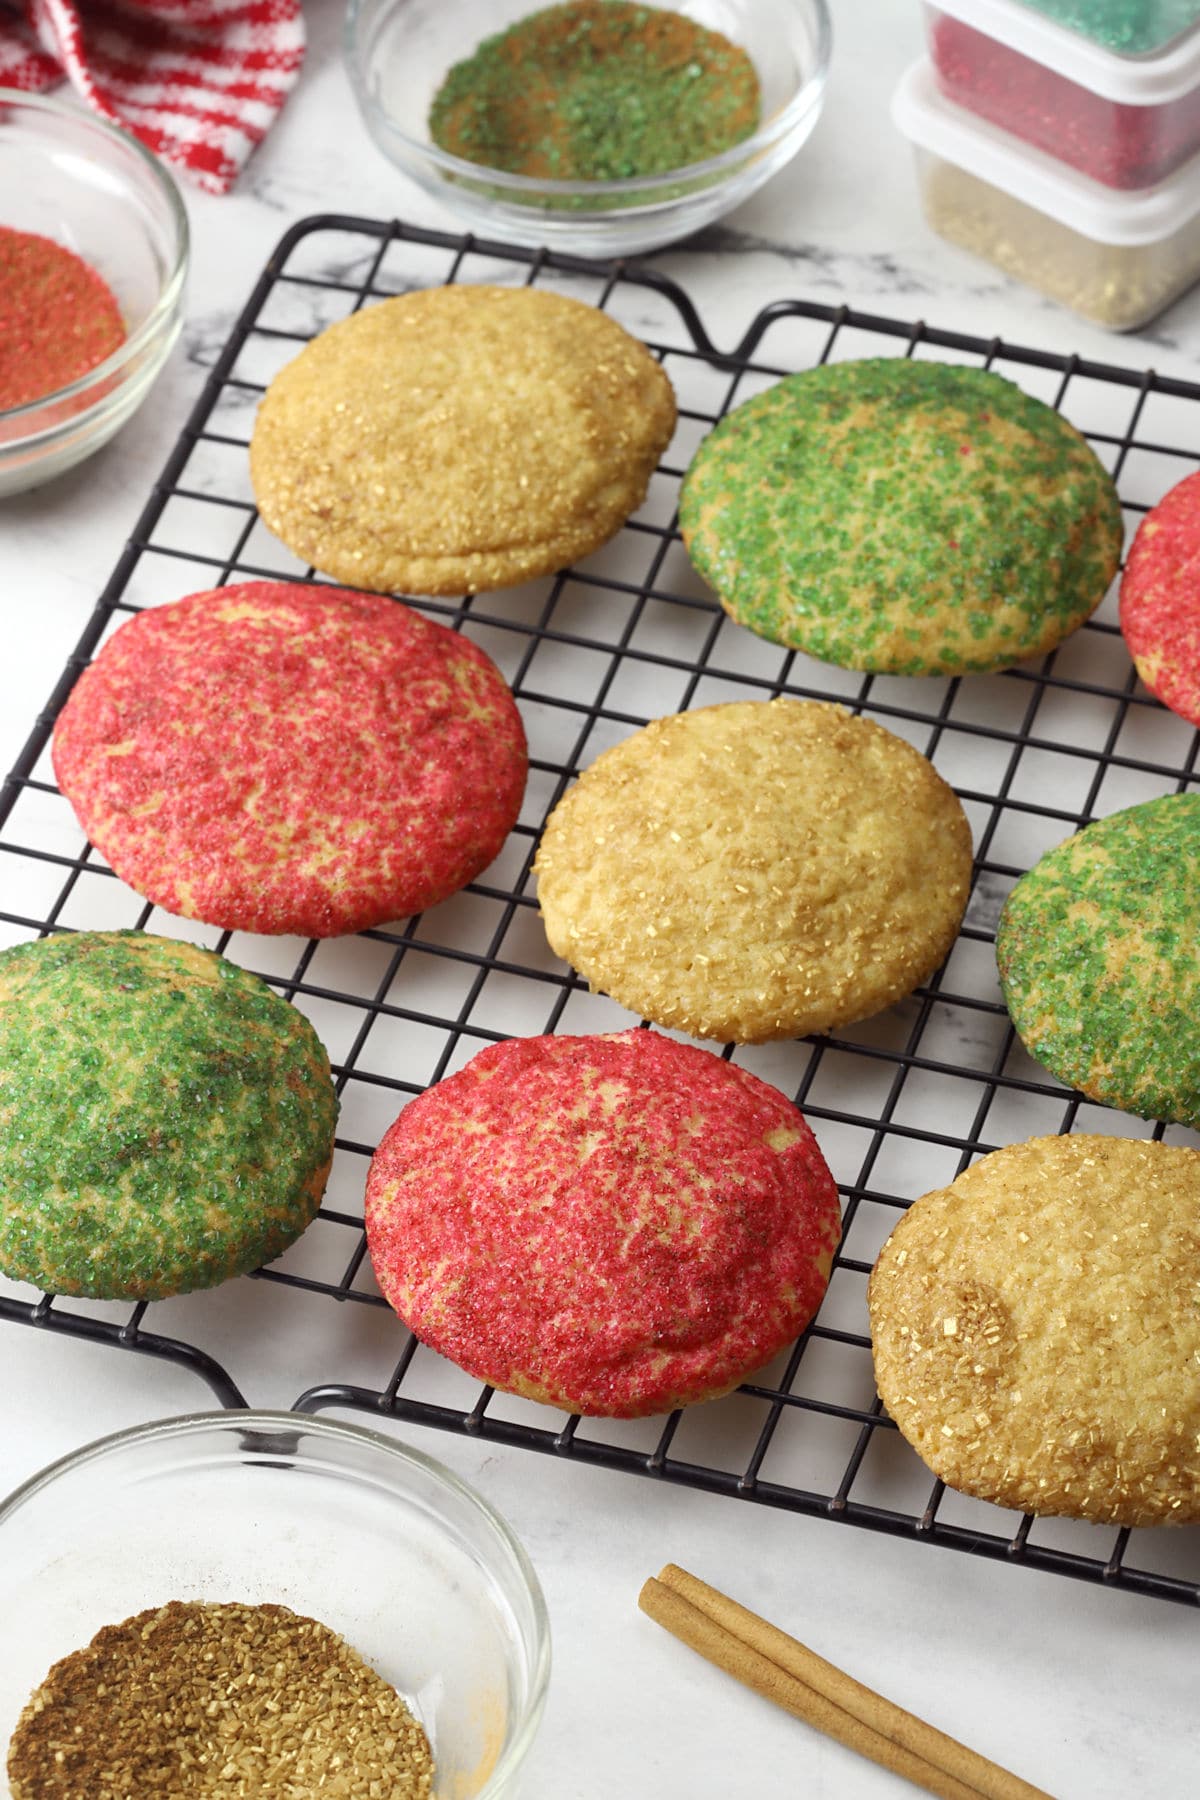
left=930, top=13, right=1200, bottom=189
left=0, top=226, right=125, bottom=410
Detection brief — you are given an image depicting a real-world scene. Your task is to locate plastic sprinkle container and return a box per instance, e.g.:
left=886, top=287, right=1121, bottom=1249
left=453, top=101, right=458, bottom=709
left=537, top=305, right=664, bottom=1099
left=1013, top=0, right=1200, bottom=55
left=925, top=0, right=1200, bottom=187
left=894, top=58, right=1200, bottom=330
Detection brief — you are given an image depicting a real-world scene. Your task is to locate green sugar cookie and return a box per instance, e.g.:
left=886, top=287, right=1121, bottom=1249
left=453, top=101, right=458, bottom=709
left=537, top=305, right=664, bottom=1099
left=996, top=794, right=1200, bottom=1126
left=0, top=932, right=337, bottom=1300
left=679, top=358, right=1123, bottom=677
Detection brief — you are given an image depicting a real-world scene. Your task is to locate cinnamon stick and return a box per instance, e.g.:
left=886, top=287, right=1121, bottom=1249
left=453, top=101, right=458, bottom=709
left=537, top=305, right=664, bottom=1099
left=638, top=1565, right=1054, bottom=1800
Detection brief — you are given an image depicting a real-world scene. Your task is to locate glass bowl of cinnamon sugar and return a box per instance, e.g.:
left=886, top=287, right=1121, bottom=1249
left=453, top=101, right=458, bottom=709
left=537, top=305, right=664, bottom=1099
left=0, top=1410, right=551, bottom=1798
left=0, top=90, right=188, bottom=498
left=344, top=0, right=831, bottom=258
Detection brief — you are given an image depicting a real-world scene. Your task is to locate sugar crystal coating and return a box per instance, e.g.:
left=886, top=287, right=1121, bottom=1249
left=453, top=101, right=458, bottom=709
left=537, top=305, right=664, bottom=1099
left=870, top=1134, right=1200, bottom=1526
left=52, top=580, right=528, bottom=937
left=250, top=285, right=676, bottom=596
left=680, top=358, right=1122, bottom=676
left=365, top=1029, right=841, bottom=1418
left=0, top=931, right=336, bottom=1300
left=535, top=698, right=974, bottom=1044
left=997, top=793, right=1200, bottom=1127
left=1120, top=469, right=1200, bottom=729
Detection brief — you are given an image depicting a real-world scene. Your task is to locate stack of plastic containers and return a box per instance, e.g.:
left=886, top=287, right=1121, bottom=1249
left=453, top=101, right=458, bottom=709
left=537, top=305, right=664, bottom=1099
left=893, top=0, right=1200, bottom=329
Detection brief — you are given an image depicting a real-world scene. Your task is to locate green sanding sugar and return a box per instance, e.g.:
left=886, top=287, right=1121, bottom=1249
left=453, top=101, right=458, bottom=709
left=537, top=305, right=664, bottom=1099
left=428, top=1, right=761, bottom=181
left=1016, top=0, right=1200, bottom=55
left=0, top=931, right=338, bottom=1301
left=997, top=794, right=1200, bottom=1127
left=679, top=358, right=1124, bottom=678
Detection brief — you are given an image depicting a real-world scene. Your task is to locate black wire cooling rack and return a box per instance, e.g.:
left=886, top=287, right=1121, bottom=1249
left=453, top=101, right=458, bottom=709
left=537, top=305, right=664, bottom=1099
left=4, top=214, right=1200, bottom=1608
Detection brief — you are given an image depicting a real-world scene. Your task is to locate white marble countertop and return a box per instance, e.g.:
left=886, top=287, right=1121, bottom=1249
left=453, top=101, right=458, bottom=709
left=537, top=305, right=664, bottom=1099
left=2, top=2, right=1198, bottom=1795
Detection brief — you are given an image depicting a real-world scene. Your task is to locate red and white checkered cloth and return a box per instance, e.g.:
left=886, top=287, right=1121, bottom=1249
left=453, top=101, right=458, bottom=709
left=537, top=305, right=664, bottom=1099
left=0, top=0, right=305, bottom=194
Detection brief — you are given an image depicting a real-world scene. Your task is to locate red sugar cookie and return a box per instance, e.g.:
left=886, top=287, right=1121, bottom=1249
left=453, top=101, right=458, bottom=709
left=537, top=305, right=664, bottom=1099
left=52, top=581, right=528, bottom=937
left=365, top=1030, right=841, bottom=1418
left=1120, top=470, right=1200, bottom=728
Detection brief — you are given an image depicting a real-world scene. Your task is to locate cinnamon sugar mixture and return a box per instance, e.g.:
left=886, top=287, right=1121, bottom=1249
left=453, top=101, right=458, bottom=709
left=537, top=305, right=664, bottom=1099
left=7, top=1600, right=434, bottom=1798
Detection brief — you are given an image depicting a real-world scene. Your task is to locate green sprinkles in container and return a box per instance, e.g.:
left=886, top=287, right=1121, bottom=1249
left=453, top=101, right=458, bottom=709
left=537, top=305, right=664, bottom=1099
left=997, top=793, right=1200, bottom=1127
left=679, top=358, right=1124, bottom=678
left=429, top=1, right=761, bottom=181
left=1016, top=0, right=1200, bottom=56
left=0, top=931, right=337, bottom=1301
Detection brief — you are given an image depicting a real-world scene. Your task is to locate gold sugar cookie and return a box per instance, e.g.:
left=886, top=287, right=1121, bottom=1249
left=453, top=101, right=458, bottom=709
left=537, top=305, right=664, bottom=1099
left=534, top=698, right=973, bottom=1044
left=249, top=285, right=676, bottom=595
left=869, top=1134, right=1200, bottom=1527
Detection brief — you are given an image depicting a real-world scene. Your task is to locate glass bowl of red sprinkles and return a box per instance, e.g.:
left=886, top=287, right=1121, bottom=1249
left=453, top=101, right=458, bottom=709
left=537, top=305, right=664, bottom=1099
left=344, top=0, right=831, bottom=258
left=0, top=90, right=188, bottom=498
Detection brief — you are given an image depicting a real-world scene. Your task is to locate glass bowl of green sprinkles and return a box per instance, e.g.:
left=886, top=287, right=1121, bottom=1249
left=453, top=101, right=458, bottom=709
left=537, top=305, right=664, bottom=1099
left=345, top=0, right=832, bottom=256
left=0, top=1411, right=551, bottom=1798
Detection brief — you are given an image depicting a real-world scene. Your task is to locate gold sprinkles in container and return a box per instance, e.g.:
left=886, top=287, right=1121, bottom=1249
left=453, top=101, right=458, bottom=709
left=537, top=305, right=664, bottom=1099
left=921, top=158, right=1200, bottom=332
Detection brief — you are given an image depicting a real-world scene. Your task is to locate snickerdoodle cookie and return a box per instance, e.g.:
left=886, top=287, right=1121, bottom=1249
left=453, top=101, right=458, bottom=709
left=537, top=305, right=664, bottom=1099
left=679, top=358, right=1122, bottom=676
left=534, top=698, right=974, bottom=1043
left=997, top=793, right=1200, bottom=1127
left=0, top=931, right=336, bottom=1301
left=249, top=285, right=676, bottom=595
left=365, top=1028, right=840, bottom=1417
left=869, top=1133, right=1200, bottom=1526
left=52, top=580, right=527, bottom=938
left=1120, top=468, right=1200, bottom=728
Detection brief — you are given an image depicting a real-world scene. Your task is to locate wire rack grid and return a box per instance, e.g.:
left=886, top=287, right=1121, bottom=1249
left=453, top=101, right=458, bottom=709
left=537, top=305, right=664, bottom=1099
left=3, top=214, right=1200, bottom=1608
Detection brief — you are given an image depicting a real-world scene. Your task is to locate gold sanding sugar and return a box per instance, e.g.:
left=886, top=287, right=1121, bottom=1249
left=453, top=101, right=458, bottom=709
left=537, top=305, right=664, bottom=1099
left=6, top=1600, right=435, bottom=1799
left=922, top=157, right=1200, bottom=331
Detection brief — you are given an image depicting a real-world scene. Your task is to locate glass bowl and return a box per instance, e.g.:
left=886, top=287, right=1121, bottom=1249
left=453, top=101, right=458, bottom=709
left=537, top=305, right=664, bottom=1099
left=0, top=1410, right=550, bottom=1799
left=344, top=0, right=831, bottom=257
left=0, top=90, right=188, bottom=498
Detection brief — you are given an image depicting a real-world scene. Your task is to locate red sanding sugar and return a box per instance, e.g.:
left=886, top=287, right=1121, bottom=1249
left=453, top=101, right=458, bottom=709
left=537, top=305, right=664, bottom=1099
left=52, top=580, right=529, bottom=938
left=365, top=1029, right=841, bottom=1419
left=1120, top=469, right=1200, bottom=728
left=931, top=13, right=1200, bottom=189
left=0, top=225, right=125, bottom=411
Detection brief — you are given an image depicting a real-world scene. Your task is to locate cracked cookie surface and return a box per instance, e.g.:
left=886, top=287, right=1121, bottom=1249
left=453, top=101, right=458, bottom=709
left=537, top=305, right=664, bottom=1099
left=365, top=1028, right=840, bottom=1417
left=53, top=580, right=527, bottom=937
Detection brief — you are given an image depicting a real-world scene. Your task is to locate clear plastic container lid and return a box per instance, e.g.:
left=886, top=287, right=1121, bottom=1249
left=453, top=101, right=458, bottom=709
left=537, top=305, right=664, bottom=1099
left=893, top=57, right=1200, bottom=241
left=932, top=0, right=1200, bottom=96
